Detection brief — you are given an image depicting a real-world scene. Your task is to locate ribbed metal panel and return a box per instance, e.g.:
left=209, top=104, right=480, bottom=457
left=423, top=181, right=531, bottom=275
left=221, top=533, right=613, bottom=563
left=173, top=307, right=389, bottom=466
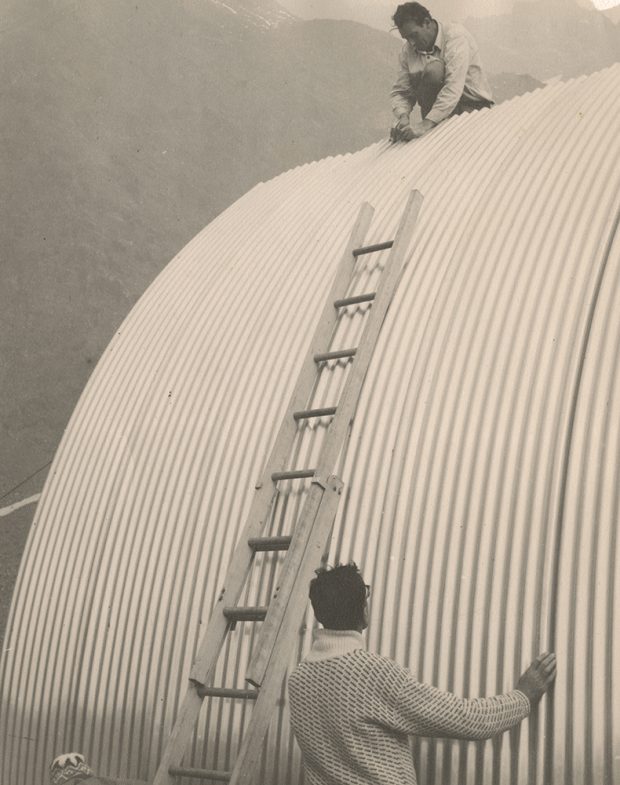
left=551, top=210, right=620, bottom=785
left=2, top=65, right=619, bottom=785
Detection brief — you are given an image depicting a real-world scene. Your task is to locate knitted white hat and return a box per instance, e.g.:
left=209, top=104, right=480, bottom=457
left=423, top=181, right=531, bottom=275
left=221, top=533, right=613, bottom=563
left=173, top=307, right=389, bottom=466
left=49, top=753, right=94, bottom=785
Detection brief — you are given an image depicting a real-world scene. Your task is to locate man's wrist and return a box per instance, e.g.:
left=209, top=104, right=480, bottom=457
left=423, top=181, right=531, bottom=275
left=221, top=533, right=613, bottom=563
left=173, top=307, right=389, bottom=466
left=514, top=688, right=532, bottom=709
left=515, top=685, right=543, bottom=707
left=425, top=108, right=444, bottom=125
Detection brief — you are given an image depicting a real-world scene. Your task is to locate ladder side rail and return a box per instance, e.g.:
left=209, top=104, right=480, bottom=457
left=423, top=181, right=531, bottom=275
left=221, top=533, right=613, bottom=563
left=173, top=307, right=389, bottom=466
left=152, top=203, right=374, bottom=785
left=250, top=199, right=375, bottom=490
left=229, top=476, right=344, bottom=785
left=314, top=189, right=423, bottom=475
left=245, top=200, right=375, bottom=484
left=244, top=475, right=329, bottom=690
left=152, top=686, right=209, bottom=785
left=246, top=190, right=423, bottom=687
left=189, top=201, right=374, bottom=682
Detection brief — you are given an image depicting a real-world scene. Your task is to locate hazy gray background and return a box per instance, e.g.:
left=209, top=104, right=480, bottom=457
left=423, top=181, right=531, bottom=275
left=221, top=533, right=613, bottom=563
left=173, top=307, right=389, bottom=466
left=1, top=0, right=618, bottom=642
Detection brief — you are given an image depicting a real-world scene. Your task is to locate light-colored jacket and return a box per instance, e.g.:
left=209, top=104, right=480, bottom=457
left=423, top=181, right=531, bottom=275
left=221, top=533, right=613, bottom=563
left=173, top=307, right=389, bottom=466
left=391, top=21, right=493, bottom=124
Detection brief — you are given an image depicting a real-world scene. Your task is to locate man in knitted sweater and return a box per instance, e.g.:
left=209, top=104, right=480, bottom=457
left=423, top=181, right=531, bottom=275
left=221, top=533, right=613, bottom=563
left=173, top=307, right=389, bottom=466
left=288, top=564, right=556, bottom=785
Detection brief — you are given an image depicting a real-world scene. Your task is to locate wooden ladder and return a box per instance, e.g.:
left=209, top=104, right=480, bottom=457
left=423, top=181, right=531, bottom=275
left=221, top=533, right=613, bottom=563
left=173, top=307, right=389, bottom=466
left=151, top=190, right=423, bottom=785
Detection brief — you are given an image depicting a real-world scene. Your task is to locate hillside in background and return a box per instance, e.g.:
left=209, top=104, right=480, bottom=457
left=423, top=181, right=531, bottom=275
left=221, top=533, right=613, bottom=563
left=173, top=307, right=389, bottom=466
left=0, top=0, right=611, bottom=640
left=0, top=0, right=398, bottom=640
left=280, top=0, right=620, bottom=26
left=467, top=0, right=620, bottom=79
left=1, top=0, right=396, bottom=494
left=280, top=0, right=620, bottom=80
left=278, top=0, right=515, bottom=28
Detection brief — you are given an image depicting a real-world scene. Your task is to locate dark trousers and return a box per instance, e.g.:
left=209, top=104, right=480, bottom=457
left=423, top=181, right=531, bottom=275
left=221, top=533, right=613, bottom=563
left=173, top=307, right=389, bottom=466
left=413, top=58, right=492, bottom=119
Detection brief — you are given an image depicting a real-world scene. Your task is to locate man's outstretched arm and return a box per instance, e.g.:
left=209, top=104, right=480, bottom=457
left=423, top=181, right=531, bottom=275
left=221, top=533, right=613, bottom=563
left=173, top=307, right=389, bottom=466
left=390, top=652, right=557, bottom=740
left=390, top=47, right=416, bottom=139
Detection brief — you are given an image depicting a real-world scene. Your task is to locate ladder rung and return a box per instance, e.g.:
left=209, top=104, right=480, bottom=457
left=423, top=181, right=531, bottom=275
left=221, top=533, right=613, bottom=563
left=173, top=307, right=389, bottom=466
left=314, top=348, right=357, bottom=363
left=271, top=469, right=315, bottom=481
left=169, top=767, right=231, bottom=781
left=197, top=686, right=259, bottom=700
left=334, top=292, right=376, bottom=307
left=248, top=536, right=292, bottom=552
left=293, top=406, right=337, bottom=421
left=223, top=606, right=268, bottom=622
left=352, top=240, right=393, bottom=257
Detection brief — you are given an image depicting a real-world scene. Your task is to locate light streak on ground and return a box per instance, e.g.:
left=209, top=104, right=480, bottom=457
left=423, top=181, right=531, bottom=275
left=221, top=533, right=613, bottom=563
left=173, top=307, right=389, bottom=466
left=0, top=494, right=41, bottom=519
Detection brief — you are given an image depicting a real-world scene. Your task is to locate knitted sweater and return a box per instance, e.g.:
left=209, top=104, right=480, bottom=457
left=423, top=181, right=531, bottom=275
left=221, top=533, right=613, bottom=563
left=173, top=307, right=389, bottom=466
left=287, top=630, right=530, bottom=785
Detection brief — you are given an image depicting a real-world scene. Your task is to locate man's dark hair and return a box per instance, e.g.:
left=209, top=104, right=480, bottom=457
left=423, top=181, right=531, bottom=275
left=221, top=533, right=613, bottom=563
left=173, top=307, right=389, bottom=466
left=309, top=563, right=367, bottom=630
left=392, top=2, right=432, bottom=28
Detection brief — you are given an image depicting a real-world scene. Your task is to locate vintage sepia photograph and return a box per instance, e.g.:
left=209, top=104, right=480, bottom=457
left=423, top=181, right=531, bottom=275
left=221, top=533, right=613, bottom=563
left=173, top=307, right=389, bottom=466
left=1, top=1, right=619, bottom=783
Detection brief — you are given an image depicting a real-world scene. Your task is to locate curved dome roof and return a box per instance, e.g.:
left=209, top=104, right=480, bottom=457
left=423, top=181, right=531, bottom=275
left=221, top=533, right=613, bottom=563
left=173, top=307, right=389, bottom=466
left=2, top=65, right=619, bottom=785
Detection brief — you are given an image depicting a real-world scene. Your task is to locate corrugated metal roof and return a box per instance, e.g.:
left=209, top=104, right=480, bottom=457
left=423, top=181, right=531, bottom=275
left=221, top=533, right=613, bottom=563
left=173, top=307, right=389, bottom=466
left=2, top=64, right=619, bottom=785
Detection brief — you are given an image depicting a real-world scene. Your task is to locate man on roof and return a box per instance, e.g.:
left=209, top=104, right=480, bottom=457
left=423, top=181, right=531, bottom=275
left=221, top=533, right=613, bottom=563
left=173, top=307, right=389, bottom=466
left=390, top=2, right=494, bottom=142
left=288, top=563, right=556, bottom=785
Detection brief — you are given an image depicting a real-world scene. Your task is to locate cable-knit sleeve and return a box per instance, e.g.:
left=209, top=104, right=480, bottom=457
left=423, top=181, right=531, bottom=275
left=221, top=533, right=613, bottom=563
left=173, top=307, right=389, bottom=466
left=386, top=666, right=530, bottom=740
